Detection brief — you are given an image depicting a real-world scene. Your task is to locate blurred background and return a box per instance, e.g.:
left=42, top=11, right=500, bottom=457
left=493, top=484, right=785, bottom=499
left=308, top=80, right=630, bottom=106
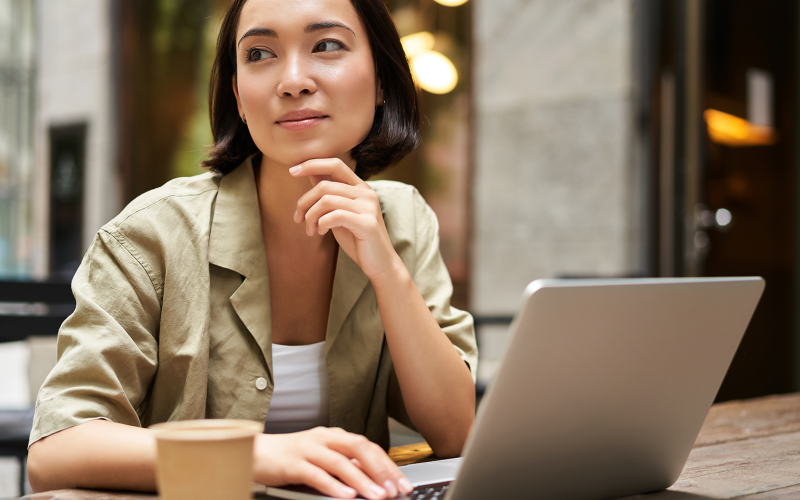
left=0, top=0, right=799, bottom=494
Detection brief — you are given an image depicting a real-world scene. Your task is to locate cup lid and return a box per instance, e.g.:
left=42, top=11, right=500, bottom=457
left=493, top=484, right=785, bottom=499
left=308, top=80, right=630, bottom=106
left=149, top=419, right=263, bottom=441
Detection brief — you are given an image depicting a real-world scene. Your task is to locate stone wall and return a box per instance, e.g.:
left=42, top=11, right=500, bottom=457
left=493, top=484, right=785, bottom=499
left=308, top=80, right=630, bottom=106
left=32, top=0, right=120, bottom=277
left=471, top=0, right=641, bottom=314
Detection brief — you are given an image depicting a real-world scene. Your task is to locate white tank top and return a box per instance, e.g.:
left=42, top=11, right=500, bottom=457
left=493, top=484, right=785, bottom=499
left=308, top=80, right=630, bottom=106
left=263, top=341, right=330, bottom=434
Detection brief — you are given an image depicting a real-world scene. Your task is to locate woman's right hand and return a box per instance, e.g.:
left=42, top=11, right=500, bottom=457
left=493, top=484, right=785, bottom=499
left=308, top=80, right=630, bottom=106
left=254, top=427, right=414, bottom=499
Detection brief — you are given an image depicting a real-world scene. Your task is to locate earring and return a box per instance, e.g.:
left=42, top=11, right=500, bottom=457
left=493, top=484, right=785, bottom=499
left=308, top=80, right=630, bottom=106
left=242, top=116, right=247, bottom=124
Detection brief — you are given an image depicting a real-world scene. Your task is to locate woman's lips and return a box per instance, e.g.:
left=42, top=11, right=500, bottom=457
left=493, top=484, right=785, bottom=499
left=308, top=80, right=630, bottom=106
left=276, top=109, right=328, bottom=131
left=277, top=116, right=327, bottom=131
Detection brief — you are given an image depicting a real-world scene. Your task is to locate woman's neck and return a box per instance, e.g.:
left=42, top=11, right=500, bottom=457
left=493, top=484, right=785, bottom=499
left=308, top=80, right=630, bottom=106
left=254, top=154, right=335, bottom=252
left=254, top=155, right=309, bottom=245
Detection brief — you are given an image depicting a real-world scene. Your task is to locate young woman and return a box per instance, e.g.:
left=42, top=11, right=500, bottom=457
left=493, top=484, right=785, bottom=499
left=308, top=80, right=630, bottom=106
left=27, top=0, right=477, bottom=498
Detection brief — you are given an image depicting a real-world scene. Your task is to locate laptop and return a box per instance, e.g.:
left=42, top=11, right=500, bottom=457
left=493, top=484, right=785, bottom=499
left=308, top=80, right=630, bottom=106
left=264, top=277, right=765, bottom=500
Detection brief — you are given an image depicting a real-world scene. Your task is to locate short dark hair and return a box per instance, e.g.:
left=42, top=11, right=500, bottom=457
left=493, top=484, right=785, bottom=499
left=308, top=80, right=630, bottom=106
left=203, top=0, right=420, bottom=179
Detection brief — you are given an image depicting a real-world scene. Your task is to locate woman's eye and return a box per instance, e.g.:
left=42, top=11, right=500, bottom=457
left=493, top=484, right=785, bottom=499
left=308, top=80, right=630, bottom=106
left=247, top=49, right=274, bottom=62
left=313, top=40, right=344, bottom=53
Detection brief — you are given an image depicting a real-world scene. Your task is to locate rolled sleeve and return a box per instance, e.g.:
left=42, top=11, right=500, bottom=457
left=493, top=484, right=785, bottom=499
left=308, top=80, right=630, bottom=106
left=409, top=189, right=478, bottom=380
left=386, top=187, right=479, bottom=431
left=30, top=229, right=161, bottom=446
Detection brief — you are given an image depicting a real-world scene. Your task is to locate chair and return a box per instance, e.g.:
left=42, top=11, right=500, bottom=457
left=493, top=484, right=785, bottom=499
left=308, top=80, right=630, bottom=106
left=472, top=315, right=513, bottom=400
left=0, top=280, right=74, bottom=496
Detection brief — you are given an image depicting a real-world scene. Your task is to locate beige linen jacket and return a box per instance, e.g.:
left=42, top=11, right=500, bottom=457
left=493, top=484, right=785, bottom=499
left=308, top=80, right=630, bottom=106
left=30, top=158, right=477, bottom=450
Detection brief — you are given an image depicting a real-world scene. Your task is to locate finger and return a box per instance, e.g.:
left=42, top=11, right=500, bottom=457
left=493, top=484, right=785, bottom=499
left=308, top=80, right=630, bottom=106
left=289, top=461, right=358, bottom=499
left=305, top=196, right=365, bottom=236
left=295, top=180, right=362, bottom=222
left=329, top=433, right=411, bottom=497
left=289, top=158, right=364, bottom=187
left=308, top=173, right=331, bottom=189
left=308, top=448, right=389, bottom=500
left=317, top=210, right=377, bottom=238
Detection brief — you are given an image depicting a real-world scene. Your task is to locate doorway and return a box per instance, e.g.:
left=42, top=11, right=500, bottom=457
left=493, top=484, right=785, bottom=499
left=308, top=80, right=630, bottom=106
left=647, top=0, right=798, bottom=401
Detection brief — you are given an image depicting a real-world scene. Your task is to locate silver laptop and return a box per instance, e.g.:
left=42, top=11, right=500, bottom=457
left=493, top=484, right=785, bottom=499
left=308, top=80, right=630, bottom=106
left=265, top=277, right=765, bottom=500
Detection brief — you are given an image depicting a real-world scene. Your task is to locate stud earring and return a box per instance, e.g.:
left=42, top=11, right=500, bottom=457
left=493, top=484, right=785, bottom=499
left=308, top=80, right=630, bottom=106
left=242, top=116, right=247, bottom=124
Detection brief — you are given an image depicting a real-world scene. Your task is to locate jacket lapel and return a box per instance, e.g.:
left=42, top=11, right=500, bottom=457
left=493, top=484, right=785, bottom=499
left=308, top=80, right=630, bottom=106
left=208, top=158, right=273, bottom=377
left=229, top=249, right=273, bottom=380
left=325, top=248, right=378, bottom=431
left=325, top=249, right=370, bottom=350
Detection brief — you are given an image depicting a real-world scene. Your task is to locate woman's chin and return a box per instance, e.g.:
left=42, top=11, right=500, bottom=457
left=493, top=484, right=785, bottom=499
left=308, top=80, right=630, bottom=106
left=262, top=148, right=353, bottom=169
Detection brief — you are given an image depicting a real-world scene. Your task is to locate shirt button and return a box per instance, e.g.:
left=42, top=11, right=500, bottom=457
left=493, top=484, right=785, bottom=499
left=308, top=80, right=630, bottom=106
left=255, top=377, right=268, bottom=390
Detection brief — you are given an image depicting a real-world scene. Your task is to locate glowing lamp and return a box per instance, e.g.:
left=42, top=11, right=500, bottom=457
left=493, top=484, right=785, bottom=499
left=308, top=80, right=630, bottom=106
left=400, top=32, right=459, bottom=94
left=704, top=109, right=777, bottom=146
left=400, top=31, right=435, bottom=58
left=410, top=51, right=458, bottom=94
left=434, top=0, right=469, bottom=5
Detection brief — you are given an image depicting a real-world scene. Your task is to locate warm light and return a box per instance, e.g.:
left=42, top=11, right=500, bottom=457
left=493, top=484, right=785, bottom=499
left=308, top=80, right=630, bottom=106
left=410, top=51, right=458, bottom=94
left=716, top=208, right=732, bottom=227
left=400, top=31, right=435, bottom=58
left=400, top=32, right=459, bottom=94
left=704, top=109, right=778, bottom=146
left=434, top=0, right=469, bottom=5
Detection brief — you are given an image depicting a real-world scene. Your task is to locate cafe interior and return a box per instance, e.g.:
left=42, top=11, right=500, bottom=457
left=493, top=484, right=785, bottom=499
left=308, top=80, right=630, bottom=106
left=0, top=0, right=799, bottom=497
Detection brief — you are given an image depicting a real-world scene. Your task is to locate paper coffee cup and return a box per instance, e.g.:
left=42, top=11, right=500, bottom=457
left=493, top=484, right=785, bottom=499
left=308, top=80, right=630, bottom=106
left=150, top=419, right=262, bottom=500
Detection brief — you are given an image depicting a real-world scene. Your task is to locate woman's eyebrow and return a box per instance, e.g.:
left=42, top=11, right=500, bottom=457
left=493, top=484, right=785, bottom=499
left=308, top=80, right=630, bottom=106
left=305, top=21, right=355, bottom=36
left=237, top=22, right=355, bottom=47
left=238, top=27, right=278, bottom=47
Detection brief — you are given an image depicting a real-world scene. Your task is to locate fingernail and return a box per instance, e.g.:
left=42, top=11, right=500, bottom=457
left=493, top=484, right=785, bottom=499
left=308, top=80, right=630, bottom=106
left=289, top=165, right=301, bottom=174
left=383, top=479, right=398, bottom=497
left=398, top=478, right=413, bottom=494
left=293, top=210, right=300, bottom=223
left=341, top=486, right=357, bottom=498
left=368, top=484, right=387, bottom=499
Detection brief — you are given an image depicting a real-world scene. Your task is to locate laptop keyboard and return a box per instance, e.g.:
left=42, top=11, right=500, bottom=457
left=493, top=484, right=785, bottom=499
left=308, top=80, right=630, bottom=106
left=402, top=481, right=451, bottom=500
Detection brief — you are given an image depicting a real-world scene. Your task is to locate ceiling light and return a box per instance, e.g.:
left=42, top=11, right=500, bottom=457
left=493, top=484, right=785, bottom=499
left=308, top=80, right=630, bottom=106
left=704, top=109, right=778, bottom=146
left=400, top=31, right=435, bottom=59
left=400, top=32, right=459, bottom=94
left=410, top=51, right=458, bottom=94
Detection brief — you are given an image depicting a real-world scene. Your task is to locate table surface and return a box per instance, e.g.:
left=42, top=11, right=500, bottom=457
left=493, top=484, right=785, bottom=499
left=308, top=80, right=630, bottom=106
left=22, top=392, right=800, bottom=500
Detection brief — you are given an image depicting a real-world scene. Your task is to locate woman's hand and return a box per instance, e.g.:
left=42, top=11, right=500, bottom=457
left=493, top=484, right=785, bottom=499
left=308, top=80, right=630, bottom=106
left=291, top=159, right=400, bottom=280
left=290, top=158, right=475, bottom=458
left=254, top=427, right=413, bottom=499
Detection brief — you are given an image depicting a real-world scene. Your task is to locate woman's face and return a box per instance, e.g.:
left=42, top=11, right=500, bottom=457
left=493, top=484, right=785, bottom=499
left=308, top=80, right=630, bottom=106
left=233, top=0, right=381, bottom=169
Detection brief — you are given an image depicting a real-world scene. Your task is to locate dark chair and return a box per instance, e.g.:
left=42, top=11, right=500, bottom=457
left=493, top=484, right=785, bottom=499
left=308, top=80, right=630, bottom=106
left=0, top=280, right=74, bottom=496
left=472, top=315, right=514, bottom=400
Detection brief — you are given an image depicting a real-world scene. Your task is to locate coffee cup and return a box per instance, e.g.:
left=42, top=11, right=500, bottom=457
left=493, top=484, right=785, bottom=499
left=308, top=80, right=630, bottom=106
left=150, top=419, right=262, bottom=500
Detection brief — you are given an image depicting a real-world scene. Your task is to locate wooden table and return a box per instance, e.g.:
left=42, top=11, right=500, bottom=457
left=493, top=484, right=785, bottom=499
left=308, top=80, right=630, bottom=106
left=22, top=393, right=800, bottom=499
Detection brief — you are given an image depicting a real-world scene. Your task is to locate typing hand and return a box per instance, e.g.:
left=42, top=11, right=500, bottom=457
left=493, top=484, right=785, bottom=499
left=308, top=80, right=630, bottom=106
left=254, top=427, right=414, bottom=499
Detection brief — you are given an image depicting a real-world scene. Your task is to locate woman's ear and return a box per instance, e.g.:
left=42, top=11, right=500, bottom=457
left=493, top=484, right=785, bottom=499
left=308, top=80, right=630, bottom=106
left=376, top=79, right=385, bottom=107
left=232, top=74, right=246, bottom=122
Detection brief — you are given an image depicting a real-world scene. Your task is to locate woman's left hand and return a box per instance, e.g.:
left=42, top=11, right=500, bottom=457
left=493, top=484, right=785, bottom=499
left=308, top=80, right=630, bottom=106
left=291, top=158, right=400, bottom=280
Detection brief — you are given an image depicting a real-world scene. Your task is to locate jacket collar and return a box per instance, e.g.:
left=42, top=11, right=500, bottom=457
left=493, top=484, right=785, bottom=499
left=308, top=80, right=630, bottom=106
left=208, top=157, right=264, bottom=277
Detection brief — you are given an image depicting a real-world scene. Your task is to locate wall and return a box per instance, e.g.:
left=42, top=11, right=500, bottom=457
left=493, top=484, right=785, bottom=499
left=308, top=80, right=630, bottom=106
left=471, top=0, right=641, bottom=315
left=33, top=0, right=119, bottom=277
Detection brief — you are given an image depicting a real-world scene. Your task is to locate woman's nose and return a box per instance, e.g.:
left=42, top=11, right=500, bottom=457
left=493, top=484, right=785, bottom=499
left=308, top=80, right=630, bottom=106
left=276, top=54, right=317, bottom=97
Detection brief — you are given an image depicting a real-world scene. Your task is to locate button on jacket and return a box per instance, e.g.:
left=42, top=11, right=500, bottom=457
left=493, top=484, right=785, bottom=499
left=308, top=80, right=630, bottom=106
left=30, top=157, right=478, bottom=449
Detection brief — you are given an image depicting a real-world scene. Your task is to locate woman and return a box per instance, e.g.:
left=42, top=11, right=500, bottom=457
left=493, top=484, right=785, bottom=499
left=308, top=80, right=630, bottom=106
left=27, top=0, right=477, bottom=498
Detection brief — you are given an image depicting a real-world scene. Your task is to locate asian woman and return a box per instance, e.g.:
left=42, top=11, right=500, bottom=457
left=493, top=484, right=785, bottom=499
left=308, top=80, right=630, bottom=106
left=27, top=1, right=477, bottom=499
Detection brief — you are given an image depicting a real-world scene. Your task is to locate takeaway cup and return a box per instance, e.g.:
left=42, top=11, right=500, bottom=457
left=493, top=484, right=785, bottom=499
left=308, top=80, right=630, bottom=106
left=150, top=419, right=262, bottom=500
